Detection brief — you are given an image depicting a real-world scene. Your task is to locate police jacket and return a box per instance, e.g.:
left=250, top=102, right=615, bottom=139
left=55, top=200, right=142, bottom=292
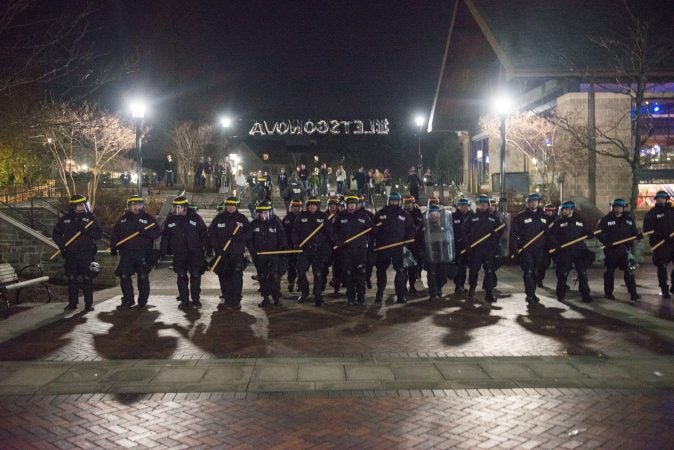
left=596, top=212, right=638, bottom=253
left=111, top=211, right=160, bottom=252
left=281, top=211, right=301, bottom=247
left=452, top=210, right=471, bottom=251
left=361, top=207, right=376, bottom=247
left=462, top=209, right=503, bottom=253
left=291, top=210, right=333, bottom=249
left=373, top=205, right=415, bottom=248
left=208, top=210, right=251, bottom=256
left=550, top=213, right=593, bottom=253
left=52, top=211, right=102, bottom=256
left=160, top=210, right=208, bottom=255
left=407, top=207, right=424, bottom=250
left=248, top=217, right=288, bottom=254
left=510, top=207, right=548, bottom=254
left=643, top=203, right=674, bottom=248
left=333, top=209, right=373, bottom=249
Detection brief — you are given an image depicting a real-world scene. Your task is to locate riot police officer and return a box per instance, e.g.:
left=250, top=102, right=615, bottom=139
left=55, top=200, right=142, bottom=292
left=643, top=190, right=674, bottom=301
left=160, top=196, right=209, bottom=309
left=452, top=198, right=472, bottom=294
left=510, top=193, right=548, bottom=305
left=322, top=197, right=340, bottom=295
left=536, top=203, right=557, bottom=287
left=110, top=196, right=161, bottom=308
left=596, top=198, right=641, bottom=301
left=423, top=203, right=455, bottom=300
left=333, top=194, right=373, bottom=305
left=52, top=194, right=102, bottom=312
left=208, top=196, right=251, bottom=310
left=248, top=200, right=288, bottom=307
left=358, top=194, right=376, bottom=289
left=373, top=192, right=415, bottom=304
left=551, top=200, right=594, bottom=303
left=403, top=195, right=424, bottom=294
left=292, top=196, right=333, bottom=306
left=463, top=194, right=503, bottom=304
left=281, top=198, right=302, bottom=292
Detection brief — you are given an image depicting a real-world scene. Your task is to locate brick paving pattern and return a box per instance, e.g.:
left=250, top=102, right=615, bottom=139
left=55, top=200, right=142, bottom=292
left=0, top=266, right=671, bottom=361
left=0, top=389, right=672, bottom=449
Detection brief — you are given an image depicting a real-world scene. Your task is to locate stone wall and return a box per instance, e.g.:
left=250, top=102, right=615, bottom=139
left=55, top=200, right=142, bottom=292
left=555, top=92, right=633, bottom=208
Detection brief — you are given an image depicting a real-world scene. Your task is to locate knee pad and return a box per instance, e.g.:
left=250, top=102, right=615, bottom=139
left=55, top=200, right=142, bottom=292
left=68, top=275, right=78, bottom=282
left=119, top=273, right=130, bottom=280
left=190, top=272, right=201, bottom=280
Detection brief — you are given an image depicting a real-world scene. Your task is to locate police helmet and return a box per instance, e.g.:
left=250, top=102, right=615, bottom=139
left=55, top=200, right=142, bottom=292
left=655, top=190, right=670, bottom=200
left=88, top=261, right=101, bottom=278
left=225, top=196, right=240, bottom=206
left=345, top=195, right=359, bottom=205
left=127, top=195, right=144, bottom=207
left=610, top=198, right=627, bottom=209
left=69, top=194, right=89, bottom=213
left=306, top=196, right=321, bottom=207
left=327, top=196, right=339, bottom=206
left=256, top=199, right=273, bottom=211
left=172, top=196, right=189, bottom=206
left=544, top=203, right=556, bottom=212
left=476, top=194, right=490, bottom=204
left=388, top=192, right=402, bottom=202
left=290, top=198, right=302, bottom=208
left=403, top=195, right=415, bottom=204
left=527, top=192, right=542, bottom=203
left=561, top=200, right=575, bottom=210
left=457, top=198, right=470, bottom=207
left=428, top=204, right=441, bottom=213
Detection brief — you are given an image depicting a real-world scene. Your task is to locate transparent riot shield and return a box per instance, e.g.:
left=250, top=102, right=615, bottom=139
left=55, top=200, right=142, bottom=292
left=423, top=208, right=455, bottom=263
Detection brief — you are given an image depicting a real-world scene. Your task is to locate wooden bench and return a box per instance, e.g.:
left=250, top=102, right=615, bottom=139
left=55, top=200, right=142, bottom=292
left=0, top=263, right=51, bottom=318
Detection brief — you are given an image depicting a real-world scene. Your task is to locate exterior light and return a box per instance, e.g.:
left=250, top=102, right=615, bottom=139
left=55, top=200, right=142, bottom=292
left=220, top=116, right=232, bottom=128
left=130, top=100, right=146, bottom=119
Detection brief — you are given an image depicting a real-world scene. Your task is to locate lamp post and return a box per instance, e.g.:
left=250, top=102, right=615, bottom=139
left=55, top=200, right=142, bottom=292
left=492, top=95, right=512, bottom=213
left=415, top=115, right=425, bottom=175
left=130, top=101, right=146, bottom=196
left=220, top=116, right=233, bottom=193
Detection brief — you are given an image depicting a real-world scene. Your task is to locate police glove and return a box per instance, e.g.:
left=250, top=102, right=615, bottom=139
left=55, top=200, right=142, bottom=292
left=206, top=248, right=214, bottom=258
left=110, top=247, right=118, bottom=256
left=636, top=232, right=644, bottom=240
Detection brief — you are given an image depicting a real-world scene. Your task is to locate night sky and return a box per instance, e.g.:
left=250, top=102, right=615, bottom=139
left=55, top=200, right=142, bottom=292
left=95, top=0, right=453, bottom=138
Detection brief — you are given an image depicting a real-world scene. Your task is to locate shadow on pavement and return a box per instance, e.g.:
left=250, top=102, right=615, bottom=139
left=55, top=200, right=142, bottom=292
left=0, top=312, right=88, bottom=360
left=434, top=300, right=502, bottom=346
left=93, top=309, right=178, bottom=359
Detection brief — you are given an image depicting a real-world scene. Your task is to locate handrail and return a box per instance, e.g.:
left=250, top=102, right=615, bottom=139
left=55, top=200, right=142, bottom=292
left=0, top=201, right=53, bottom=236
left=0, top=211, right=58, bottom=249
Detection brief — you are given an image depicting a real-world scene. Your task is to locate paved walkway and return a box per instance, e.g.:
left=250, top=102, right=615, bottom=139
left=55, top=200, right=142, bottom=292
left=0, top=263, right=672, bottom=448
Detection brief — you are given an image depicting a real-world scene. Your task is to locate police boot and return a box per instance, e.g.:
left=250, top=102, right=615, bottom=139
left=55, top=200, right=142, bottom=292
left=454, top=285, right=466, bottom=295
left=485, top=290, right=496, bottom=303
left=662, top=286, right=671, bottom=300
left=273, top=297, right=281, bottom=306
left=467, top=285, right=476, bottom=298
left=258, top=296, right=270, bottom=307
left=375, top=288, right=384, bottom=303
left=288, top=282, right=294, bottom=293
left=297, top=292, right=308, bottom=303
left=314, top=295, right=323, bottom=307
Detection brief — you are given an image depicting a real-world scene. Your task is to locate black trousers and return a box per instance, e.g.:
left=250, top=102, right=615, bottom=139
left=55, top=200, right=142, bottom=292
left=297, top=248, right=327, bottom=297
left=407, top=245, right=424, bottom=289
left=537, top=252, right=552, bottom=284
left=652, top=243, right=674, bottom=290
left=603, top=249, right=637, bottom=296
left=426, top=261, right=449, bottom=297
left=173, top=252, right=206, bottom=303
left=376, top=248, right=406, bottom=300
left=256, top=255, right=281, bottom=301
left=467, top=249, right=496, bottom=292
left=286, top=253, right=298, bottom=285
left=453, top=251, right=468, bottom=289
left=216, top=253, right=245, bottom=306
left=339, top=246, right=368, bottom=303
left=520, top=250, right=544, bottom=297
left=556, top=250, right=590, bottom=299
left=64, top=252, right=95, bottom=307
left=116, top=250, right=151, bottom=305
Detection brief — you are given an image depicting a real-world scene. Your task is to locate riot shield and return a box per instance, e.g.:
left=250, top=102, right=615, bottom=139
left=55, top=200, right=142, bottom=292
left=423, top=208, right=455, bottom=263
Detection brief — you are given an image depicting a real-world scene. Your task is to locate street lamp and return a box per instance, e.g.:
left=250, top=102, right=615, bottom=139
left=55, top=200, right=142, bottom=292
left=414, top=115, right=425, bottom=175
left=492, top=94, right=513, bottom=213
left=220, top=116, right=233, bottom=192
left=130, top=100, right=146, bottom=195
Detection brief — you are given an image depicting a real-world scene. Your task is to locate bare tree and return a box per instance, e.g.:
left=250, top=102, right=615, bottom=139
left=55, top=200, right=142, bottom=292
left=168, top=122, right=213, bottom=186
left=552, top=1, right=673, bottom=211
left=39, top=102, right=135, bottom=209
left=482, top=114, right=576, bottom=203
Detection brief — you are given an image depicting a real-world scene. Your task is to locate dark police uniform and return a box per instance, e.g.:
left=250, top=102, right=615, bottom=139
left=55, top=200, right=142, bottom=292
left=373, top=201, right=415, bottom=303
left=463, top=205, right=503, bottom=302
left=322, top=204, right=340, bottom=295
left=643, top=193, right=674, bottom=299
left=510, top=205, right=548, bottom=304
left=536, top=206, right=557, bottom=287
left=550, top=207, right=594, bottom=302
left=452, top=206, right=471, bottom=293
left=404, top=201, right=425, bottom=294
left=248, top=207, right=288, bottom=306
left=52, top=197, right=102, bottom=311
left=292, top=201, right=333, bottom=306
left=281, top=205, right=302, bottom=292
left=360, top=199, right=376, bottom=288
left=208, top=201, right=251, bottom=309
left=110, top=206, right=161, bottom=307
left=160, top=203, right=209, bottom=308
left=333, top=202, right=373, bottom=305
left=596, top=207, right=640, bottom=300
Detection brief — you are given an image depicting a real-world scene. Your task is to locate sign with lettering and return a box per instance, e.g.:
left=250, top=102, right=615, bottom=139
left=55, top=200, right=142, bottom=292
left=249, top=119, right=390, bottom=136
